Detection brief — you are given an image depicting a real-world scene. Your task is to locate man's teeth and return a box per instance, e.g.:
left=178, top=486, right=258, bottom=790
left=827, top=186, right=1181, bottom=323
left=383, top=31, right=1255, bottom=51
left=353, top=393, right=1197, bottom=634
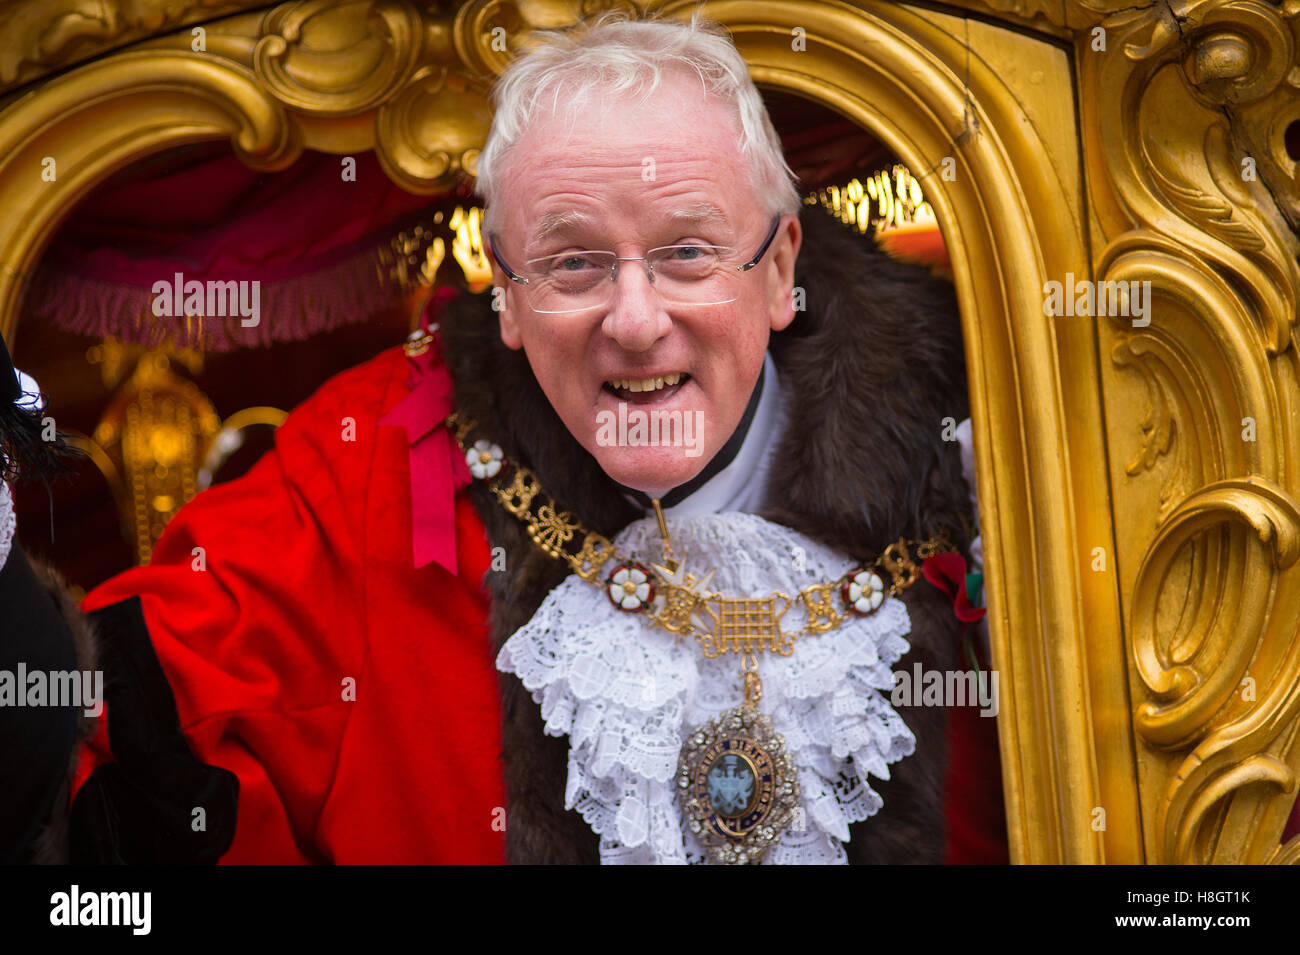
left=607, top=373, right=683, bottom=393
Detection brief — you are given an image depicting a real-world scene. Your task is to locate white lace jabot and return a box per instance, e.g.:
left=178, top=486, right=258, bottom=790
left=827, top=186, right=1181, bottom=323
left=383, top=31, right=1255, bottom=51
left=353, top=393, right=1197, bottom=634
left=497, top=511, right=916, bottom=864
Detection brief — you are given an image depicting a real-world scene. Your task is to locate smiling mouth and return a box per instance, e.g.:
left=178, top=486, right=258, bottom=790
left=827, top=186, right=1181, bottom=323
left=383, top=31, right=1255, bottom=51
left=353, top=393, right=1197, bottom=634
left=603, top=373, right=691, bottom=404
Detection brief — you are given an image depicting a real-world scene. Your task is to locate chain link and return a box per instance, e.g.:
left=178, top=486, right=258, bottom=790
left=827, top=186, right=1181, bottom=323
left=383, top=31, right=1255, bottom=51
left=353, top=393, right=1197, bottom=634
left=448, top=414, right=954, bottom=653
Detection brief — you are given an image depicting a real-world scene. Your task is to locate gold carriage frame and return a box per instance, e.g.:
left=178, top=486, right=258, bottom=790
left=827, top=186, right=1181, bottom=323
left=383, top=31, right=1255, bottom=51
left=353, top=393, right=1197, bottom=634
left=2, top=0, right=1298, bottom=864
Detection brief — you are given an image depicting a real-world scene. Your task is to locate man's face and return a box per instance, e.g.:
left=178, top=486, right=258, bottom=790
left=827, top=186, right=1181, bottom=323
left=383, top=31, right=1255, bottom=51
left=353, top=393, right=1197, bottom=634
left=491, top=70, right=801, bottom=498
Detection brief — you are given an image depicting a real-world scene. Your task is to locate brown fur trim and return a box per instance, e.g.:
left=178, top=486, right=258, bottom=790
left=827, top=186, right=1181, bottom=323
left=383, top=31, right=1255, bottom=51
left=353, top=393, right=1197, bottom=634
left=765, top=208, right=970, bottom=864
left=26, top=558, right=100, bottom=865
left=443, top=205, right=970, bottom=863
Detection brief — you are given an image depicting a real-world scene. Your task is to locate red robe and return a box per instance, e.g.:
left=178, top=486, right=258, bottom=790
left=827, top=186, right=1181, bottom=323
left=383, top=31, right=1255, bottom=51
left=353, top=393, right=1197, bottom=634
left=74, top=343, right=1007, bottom=864
left=77, top=347, right=506, bottom=863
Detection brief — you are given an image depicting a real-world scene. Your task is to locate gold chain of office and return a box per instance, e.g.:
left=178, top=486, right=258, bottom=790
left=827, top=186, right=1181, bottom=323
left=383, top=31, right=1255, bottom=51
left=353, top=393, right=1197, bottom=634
left=447, top=413, right=953, bottom=662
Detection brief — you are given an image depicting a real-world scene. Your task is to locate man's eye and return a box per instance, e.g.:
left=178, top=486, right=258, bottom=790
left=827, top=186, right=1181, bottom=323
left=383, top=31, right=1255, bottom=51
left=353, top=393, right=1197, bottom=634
left=554, top=255, right=599, bottom=272
left=656, top=246, right=721, bottom=273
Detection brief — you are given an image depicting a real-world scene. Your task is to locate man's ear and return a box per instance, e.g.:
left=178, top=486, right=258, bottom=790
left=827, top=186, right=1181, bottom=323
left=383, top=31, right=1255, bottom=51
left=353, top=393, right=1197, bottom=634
left=493, top=265, right=524, bottom=350
left=768, top=215, right=803, bottom=333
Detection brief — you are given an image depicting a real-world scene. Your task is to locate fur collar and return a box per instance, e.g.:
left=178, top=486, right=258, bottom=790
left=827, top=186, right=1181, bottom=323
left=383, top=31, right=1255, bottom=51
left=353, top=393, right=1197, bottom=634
left=442, top=205, right=971, bottom=863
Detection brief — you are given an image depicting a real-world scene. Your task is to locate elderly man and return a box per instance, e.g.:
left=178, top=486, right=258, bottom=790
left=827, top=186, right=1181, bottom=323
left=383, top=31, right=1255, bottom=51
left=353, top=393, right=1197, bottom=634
left=11, top=14, right=1001, bottom=864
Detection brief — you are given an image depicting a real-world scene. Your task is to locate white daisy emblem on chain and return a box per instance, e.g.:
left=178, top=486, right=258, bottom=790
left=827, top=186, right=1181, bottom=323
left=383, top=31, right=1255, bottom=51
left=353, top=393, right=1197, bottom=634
left=842, top=568, right=886, bottom=616
left=606, top=561, right=655, bottom=612
left=466, top=439, right=504, bottom=480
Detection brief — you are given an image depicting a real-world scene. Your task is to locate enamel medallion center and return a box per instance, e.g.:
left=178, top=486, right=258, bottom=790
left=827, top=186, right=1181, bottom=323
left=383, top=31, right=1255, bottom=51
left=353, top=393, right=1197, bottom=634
left=678, top=707, right=800, bottom=864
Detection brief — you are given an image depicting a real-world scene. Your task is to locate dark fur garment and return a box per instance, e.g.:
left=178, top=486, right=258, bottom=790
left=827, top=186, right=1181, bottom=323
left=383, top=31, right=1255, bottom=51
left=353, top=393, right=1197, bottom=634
left=21, top=557, right=100, bottom=864
left=441, top=204, right=972, bottom=864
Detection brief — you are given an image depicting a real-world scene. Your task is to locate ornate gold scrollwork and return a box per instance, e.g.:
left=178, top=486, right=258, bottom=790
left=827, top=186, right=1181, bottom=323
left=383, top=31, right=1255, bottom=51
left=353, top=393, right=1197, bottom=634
left=249, top=0, right=495, bottom=191
left=1128, top=478, right=1300, bottom=863
left=1091, top=2, right=1299, bottom=355
left=1082, top=0, right=1300, bottom=863
left=376, top=64, right=493, bottom=192
left=0, top=1, right=263, bottom=93
left=1111, top=334, right=1190, bottom=522
left=254, top=0, right=426, bottom=114
left=1132, top=480, right=1300, bottom=743
left=450, top=0, right=526, bottom=79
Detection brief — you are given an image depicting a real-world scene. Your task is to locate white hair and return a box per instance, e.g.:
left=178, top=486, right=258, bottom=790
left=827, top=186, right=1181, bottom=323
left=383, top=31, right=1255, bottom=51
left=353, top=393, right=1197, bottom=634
left=474, top=13, right=801, bottom=235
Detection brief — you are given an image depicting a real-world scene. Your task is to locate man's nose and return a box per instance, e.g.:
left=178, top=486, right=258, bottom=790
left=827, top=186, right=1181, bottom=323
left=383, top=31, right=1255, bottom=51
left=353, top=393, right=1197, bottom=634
left=600, top=259, right=671, bottom=351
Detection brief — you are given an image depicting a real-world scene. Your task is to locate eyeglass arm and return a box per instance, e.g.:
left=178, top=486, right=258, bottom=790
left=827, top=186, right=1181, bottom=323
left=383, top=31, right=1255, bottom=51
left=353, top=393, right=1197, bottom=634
left=738, top=215, right=784, bottom=272
left=488, top=233, right=529, bottom=285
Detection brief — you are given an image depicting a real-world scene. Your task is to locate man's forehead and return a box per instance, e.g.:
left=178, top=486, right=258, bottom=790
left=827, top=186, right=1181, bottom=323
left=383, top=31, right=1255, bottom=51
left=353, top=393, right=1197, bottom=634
left=509, top=72, right=743, bottom=171
left=532, top=202, right=728, bottom=241
left=521, top=115, right=738, bottom=167
left=494, top=76, right=757, bottom=244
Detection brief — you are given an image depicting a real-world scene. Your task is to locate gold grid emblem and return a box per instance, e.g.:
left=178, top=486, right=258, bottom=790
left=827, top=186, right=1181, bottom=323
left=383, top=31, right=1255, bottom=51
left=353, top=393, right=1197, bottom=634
left=701, top=596, right=795, bottom=658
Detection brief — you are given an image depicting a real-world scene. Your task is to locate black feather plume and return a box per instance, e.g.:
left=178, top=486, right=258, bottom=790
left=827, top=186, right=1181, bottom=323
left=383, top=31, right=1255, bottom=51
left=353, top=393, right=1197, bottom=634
left=0, top=334, right=84, bottom=486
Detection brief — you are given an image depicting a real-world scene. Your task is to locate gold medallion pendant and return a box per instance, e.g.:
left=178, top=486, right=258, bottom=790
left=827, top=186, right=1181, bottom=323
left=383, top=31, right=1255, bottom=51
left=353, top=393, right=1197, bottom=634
left=677, top=670, right=800, bottom=865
